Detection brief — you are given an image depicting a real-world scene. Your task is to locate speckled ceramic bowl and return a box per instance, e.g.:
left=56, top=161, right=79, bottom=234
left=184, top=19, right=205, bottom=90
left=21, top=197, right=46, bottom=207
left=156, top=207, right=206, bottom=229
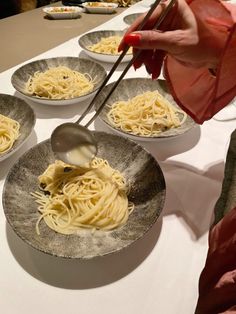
left=94, top=78, right=196, bottom=141
left=3, top=132, right=165, bottom=259
left=123, top=12, right=143, bottom=25
left=0, top=94, right=35, bottom=161
left=11, top=57, right=107, bottom=105
left=79, top=30, right=133, bottom=63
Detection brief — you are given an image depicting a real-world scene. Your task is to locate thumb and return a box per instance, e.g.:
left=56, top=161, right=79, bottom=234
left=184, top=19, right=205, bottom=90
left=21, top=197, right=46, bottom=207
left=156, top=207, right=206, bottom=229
left=124, top=30, right=181, bottom=53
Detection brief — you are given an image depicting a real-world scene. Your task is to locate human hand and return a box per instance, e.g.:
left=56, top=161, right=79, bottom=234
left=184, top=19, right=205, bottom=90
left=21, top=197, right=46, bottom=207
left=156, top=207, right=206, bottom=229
left=119, top=0, right=224, bottom=79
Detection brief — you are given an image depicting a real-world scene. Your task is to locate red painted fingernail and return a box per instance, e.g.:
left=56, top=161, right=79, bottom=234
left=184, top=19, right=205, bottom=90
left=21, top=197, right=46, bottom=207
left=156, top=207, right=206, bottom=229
left=124, top=33, right=141, bottom=46
left=117, top=43, right=123, bottom=52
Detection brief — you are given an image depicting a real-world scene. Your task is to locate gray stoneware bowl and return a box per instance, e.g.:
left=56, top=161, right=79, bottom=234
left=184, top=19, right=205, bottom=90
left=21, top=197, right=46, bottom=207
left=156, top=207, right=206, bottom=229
left=123, top=12, right=143, bottom=25
left=11, top=57, right=107, bottom=106
left=79, top=30, right=133, bottom=63
left=0, top=94, right=35, bottom=162
left=3, top=132, right=165, bottom=259
left=94, top=78, right=196, bottom=141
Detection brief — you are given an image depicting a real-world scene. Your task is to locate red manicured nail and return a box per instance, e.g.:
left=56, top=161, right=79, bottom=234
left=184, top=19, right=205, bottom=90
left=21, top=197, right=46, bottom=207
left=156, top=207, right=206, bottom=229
left=117, top=42, right=123, bottom=52
left=124, top=33, right=141, bottom=46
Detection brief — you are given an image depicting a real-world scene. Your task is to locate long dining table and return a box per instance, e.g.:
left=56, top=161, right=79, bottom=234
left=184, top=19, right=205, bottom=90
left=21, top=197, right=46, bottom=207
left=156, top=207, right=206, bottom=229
left=0, top=1, right=236, bottom=314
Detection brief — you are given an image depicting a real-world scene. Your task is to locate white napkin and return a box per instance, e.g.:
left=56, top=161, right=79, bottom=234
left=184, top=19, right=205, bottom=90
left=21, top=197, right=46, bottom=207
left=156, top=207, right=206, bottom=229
left=213, top=98, right=236, bottom=121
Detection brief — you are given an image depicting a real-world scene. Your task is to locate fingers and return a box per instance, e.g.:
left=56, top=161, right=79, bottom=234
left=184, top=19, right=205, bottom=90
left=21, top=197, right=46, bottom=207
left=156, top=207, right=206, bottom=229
left=132, top=48, right=145, bottom=69
left=118, top=0, right=200, bottom=77
left=118, top=4, right=165, bottom=52
left=145, top=50, right=166, bottom=79
left=124, top=29, right=187, bottom=54
left=132, top=48, right=165, bottom=80
left=118, top=12, right=147, bottom=52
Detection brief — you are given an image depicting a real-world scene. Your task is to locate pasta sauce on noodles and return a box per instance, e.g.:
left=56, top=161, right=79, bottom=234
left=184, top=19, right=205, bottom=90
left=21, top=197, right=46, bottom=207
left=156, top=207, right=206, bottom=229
left=32, top=157, right=134, bottom=235
left=25, top=66, right=95, bottom=99
left=107, top=90, right=187, bottom=136
left=87, top=36, right=132, bottom=55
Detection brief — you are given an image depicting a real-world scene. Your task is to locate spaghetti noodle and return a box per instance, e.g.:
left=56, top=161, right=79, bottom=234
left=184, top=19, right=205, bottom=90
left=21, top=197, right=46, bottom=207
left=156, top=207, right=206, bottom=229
left=87, top=36, right=132, bottom=55
left=107, top=90, right=187, bottom=136
left=32, top=157, right=134, bottom=235
left=25, top=66, right=95, bottom=99
left=0, top=114, right=20, bottom=154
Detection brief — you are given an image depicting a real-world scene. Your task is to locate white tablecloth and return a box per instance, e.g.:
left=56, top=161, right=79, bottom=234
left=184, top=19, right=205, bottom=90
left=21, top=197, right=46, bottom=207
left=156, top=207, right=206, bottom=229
left=0, top=1, right=235, bottom=313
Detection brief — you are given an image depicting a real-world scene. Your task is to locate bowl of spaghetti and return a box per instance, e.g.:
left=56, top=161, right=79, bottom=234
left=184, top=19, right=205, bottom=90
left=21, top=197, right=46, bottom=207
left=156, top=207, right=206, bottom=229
left=93, top=78, right=196, bottom=141
left=0, top=94, right=35, bottom=162
left=3, top=132, right=165, bottom=259
left=11, top=57, right=107, bottom=105
left=78, top=30, right=133, bottom=63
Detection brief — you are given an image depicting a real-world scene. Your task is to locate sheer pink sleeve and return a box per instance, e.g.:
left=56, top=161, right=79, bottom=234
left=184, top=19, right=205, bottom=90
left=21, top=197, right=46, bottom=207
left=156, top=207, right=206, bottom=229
left=164, top=0, right=236, bottom=124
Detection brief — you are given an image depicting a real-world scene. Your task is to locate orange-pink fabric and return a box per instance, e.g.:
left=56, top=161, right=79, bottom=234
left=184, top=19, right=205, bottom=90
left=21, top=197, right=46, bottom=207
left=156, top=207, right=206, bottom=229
left=196, top=207, right=236, bottom=313
left=163, top=1, right=236, bottom=312
left=164, top=0, right=236, bottom=124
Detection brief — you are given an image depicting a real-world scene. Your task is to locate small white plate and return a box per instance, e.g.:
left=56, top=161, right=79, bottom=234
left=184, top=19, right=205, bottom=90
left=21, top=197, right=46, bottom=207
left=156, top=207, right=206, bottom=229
left=82, top=2, right=118, bottom=14
left=43, top=6, right=82, bottom=19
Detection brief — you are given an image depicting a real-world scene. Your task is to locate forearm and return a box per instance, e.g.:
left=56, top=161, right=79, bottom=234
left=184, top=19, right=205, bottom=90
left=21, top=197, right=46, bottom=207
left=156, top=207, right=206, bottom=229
left=164, top=0, right=236, bottom=124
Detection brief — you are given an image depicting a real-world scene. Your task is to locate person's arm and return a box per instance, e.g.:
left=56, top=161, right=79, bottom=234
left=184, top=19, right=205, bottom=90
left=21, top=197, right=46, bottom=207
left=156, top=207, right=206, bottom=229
left=196, top=202, right=236, bottom=313
left=120, top=0, right=236, bottom=124
left=195, top=128, right=236, bottom=314
left=165, top=0, right=236, bottom=123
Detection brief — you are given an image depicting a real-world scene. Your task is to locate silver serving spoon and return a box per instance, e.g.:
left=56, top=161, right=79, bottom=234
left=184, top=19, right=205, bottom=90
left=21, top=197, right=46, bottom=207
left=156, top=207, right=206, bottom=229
left=51, top=122, right=97, bottom=167
left=51, top=0, right=176, bottom=166
left=50, top=43, right=137, bottom=167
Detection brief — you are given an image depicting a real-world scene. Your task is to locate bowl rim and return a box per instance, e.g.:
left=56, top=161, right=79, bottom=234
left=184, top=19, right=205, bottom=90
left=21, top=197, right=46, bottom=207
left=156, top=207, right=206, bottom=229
left=95, top=77, right=196, bottom=140
left=2, top=131, right=166, bottom=259
left=11, top=56, right=107, bottom=103
left=0, top=93, right=36, bottom=161
left=79, top=30, right=132, bottom=57
left=123, top=12, right=143, bottom=24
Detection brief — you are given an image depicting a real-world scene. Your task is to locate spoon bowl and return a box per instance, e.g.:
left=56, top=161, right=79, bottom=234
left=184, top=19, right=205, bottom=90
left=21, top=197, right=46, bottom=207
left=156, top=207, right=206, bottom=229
left=51, top=123, right=97, bottom=166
